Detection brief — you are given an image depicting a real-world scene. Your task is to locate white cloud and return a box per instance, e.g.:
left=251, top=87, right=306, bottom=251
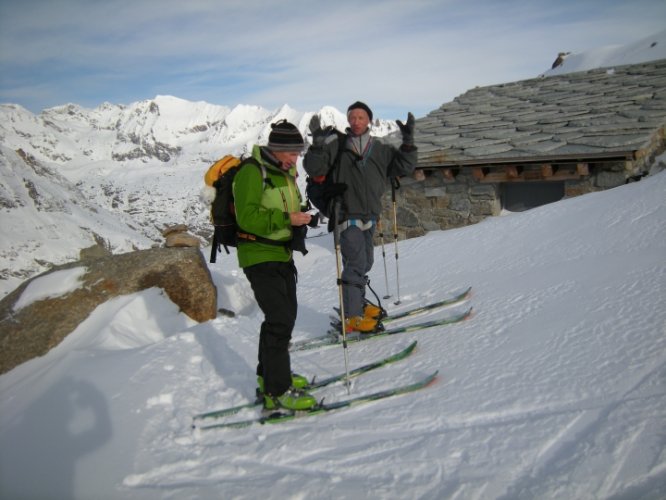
left=2, top=0, right=666, bottom=117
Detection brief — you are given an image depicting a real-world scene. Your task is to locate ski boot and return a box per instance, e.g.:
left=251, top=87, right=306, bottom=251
left=345, top=315, right=381, bottom=333
left=363, top=301, right=386, bottom=320
left=263, top=387, right=317, bottom=412
left=256, top=373, right=309, bottom=401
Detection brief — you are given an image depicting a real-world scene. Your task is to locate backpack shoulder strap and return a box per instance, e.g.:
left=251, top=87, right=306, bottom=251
left=329, top=130, right=348, bottom=182
left=239, top=156, right=270, bottom=188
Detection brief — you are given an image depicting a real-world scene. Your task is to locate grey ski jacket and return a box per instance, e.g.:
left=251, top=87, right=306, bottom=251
left=303, top=130, right=417, bottom=222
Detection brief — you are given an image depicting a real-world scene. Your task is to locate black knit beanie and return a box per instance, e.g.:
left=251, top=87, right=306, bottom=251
left=268, top=119, right=304, bottom=152
left=347, top=101, right=373, bottom=121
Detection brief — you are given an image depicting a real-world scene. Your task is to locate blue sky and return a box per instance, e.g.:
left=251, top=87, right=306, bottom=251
left=1, top=0, right=665, bottom=120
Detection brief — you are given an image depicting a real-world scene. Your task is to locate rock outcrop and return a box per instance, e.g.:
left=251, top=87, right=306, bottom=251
left=0, top=247, right=216, bottom=375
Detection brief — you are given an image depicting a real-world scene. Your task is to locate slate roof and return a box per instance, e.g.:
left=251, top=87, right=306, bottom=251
left=415, top=59, right=666, bottom=168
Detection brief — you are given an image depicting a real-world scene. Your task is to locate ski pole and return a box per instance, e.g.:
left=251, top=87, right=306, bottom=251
left=377, top=219, right=391, bottom=299
left=391, top=178, right=402, bottom=305
left=332, top=199, right=352, bottom=394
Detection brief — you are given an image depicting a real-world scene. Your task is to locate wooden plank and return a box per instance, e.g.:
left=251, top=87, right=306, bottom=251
left=505, top=166, right=520, bottom=179
left=478, top=172, right=508, bottom=183
left=472, top=167, right=486, bottom=181
left=442, top=168, right=455, bottom=180
left=576, top=163, right=589, bottom=175
left=550, top=171, right=583, bottom=181
left=412, top=169, right=426, bottom=181
left=541, top=164, right=553, bottom=177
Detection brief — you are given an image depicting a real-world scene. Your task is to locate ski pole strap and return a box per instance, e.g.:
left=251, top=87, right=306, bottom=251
left=210, top=228, right=219, bottom=263
left=391, top=177, right=400, bottom=203
left=365, top=277, right=384, bottom=310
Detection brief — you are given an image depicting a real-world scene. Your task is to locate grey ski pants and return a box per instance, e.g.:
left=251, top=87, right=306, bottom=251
left=340, top=225, right=375, bottom=317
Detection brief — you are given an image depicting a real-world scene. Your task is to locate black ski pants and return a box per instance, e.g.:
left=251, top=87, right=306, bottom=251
left=243, top=260, right=298, bottom=397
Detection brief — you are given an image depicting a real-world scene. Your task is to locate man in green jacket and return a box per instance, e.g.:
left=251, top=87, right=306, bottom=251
left=304, top=101, right=417, bottom=333
left=233, top=120, right=316, bottom=411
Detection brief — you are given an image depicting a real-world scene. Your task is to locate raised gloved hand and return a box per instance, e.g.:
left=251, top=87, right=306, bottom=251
left=309, top=114, right=321, bottom=134
left=396, top=112, right=415, bottom=146
left=309, top=114, right=325, bottom=147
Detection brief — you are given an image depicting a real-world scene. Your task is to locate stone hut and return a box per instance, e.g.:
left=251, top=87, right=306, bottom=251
left=388, top=59, right=666, bottom=239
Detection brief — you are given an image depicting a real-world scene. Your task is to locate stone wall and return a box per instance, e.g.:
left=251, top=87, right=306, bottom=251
left=379, top=159, right=643, bottom=240
left=379, top=169, right=501, bottom=240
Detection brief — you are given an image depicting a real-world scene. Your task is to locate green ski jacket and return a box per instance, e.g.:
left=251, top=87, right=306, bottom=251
left=233, top=145, right=304, bottom=268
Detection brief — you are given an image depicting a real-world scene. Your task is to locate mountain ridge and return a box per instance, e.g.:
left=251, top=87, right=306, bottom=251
left=2, top=29, right=665, bottom=297
left=0, top=97, right=398, bottom=297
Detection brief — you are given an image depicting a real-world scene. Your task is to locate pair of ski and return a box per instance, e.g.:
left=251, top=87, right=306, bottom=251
left=193, top=340, right=436, bottom=430
left=290, top=286, right=473, bottom=352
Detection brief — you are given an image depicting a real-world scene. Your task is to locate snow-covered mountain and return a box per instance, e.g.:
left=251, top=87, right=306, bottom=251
left=1, top=29, right=665, bottom=298
left=0, top=96, right=397, bottom=297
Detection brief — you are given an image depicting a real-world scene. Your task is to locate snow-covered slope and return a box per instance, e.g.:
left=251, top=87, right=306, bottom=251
left=1, top=167, right=664, bottom=500
left=543, top=28, right=666, bottom=76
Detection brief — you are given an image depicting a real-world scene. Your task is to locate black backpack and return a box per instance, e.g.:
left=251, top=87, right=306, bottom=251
left=205, top=155, right=288, bottom=263
left=305, top=129, right=347, bottom=219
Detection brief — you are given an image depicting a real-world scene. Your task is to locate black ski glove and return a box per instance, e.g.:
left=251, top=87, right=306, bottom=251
left=307, top=211, right=320, bottom=228
left=309, top=114, right=336, bottom=148
left=396, top=112, right=415, bottom=147
left=309, top=114, right=325, bottom=147
left=290, top=225, right=308, bottom=255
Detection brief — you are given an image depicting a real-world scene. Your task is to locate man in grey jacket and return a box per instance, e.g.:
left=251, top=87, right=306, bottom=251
left=304, top=101, right=417, bottom=332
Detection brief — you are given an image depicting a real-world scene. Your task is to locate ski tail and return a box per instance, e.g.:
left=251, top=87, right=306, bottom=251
left=384, top=286, right=472, bottom=323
